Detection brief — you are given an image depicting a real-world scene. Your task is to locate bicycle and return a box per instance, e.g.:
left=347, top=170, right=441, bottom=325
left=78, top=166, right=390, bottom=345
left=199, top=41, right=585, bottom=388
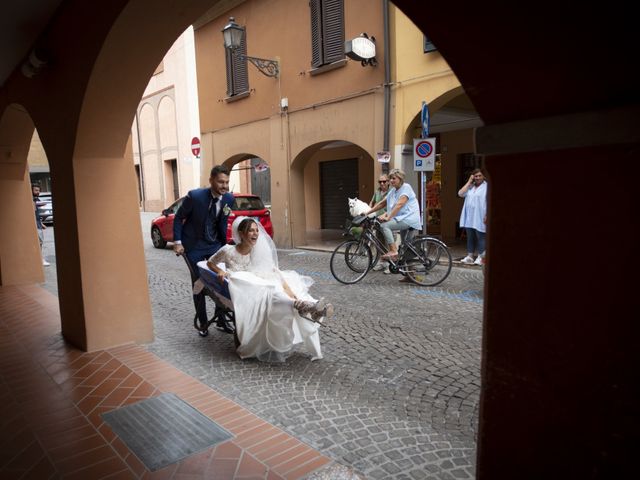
left=330, top=215, right=452, bottom=286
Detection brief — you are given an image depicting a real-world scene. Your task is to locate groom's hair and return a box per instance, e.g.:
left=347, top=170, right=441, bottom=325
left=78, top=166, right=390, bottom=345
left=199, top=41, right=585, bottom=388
left=210, top=165, right=230, bottom=178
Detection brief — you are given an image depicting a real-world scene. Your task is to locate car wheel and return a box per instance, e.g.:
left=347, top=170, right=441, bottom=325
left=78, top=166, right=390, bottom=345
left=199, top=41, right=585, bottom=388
left=151, top=226, right=167, bottom=249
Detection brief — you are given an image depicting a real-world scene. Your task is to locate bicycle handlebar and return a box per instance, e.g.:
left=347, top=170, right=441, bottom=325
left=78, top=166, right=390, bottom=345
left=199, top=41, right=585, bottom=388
left=351, top=215, right=381, bottom=228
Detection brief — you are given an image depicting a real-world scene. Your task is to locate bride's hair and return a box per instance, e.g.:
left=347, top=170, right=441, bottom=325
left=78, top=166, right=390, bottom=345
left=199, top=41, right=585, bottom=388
left=237, top=217, right=257, bottom=241
left=231, top=216, right=279, bottom=274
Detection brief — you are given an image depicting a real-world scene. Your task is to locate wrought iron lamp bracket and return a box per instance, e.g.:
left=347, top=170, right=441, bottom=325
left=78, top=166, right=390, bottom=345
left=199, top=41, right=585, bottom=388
left=236, top=53, right=279, bottom=78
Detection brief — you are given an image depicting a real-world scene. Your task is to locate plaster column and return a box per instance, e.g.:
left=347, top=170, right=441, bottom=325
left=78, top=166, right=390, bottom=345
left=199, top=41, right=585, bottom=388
left=50, top=139, right=154, bottom=351
left=0, top=106, right=43, bottom=286
left=476, top=107, right=637, bottom=479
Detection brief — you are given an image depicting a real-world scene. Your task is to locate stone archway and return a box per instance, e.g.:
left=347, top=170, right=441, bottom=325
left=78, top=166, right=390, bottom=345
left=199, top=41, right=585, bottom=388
left=401, top=91, right=483, bottom=241
left=0, top=0, right=237, bottom=351
left=222, top=154, right=272, bottom=203
left=290, top=140, right=375, bottom=248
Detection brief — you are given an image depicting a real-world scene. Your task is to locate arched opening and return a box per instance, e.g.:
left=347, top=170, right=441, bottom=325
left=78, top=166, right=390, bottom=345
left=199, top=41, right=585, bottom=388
left=291, top=140, right=375, bottom=248
left=222, top=154, right=272, bottom=205
left=402, top=91, right=483, bottom=242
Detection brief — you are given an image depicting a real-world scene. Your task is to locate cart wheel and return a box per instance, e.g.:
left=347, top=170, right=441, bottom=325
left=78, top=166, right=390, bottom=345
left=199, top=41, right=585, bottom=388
left=214, top=309, right=236, bottom=334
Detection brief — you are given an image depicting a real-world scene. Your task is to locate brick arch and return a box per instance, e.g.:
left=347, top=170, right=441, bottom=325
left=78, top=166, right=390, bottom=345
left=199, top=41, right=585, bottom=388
left=402, top=86, right=469, bottom=144
left=74, top=1, right=219, bottom=159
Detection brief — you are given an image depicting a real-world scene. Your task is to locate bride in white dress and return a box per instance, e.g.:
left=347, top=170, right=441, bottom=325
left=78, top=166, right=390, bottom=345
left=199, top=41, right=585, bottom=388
left=206, top=216, right=333, bottom=362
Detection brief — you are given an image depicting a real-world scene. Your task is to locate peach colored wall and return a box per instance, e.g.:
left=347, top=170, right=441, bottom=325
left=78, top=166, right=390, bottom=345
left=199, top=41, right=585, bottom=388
left=201, top=116, right=294, bottom=243
left=303, top=145, right=373, bottom=230
left=0, top=0, right=258, bottom=352
left=195, top=0, right=384, bottom=133
left=27, top=130, right=48, bottom=169
left=0, top=105, right=44, bottom=286
left=390, top=5, right=459, bottom=99
left=201, top=92, right=383, bottom=246
left=139, top=103, right=163, bottom=210
left=389, top=6, right=463, bottom=167
left=195, top=0, right=386, bottom=246
left=158, top=96, right=178, bottom=161
left=131, top=27, right=202, bottom=212
left=387, top=6, right=475, bottom=242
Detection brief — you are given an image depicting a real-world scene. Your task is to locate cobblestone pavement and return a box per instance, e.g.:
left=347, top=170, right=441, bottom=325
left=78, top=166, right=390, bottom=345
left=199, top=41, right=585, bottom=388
left=42, top=214, right=483, bottom=480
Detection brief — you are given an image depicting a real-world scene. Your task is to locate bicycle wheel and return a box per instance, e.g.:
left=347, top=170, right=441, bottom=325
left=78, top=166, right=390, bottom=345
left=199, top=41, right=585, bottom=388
left=330, top=240, right=372, bottom=284
left=402, top=237, right=452, bottom=286
left=367, top=238, right=381, bottom=269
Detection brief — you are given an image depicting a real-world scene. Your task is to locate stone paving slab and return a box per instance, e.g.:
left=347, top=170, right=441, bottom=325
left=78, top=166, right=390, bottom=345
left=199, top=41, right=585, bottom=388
left=42, top=214, right=483, bottom=479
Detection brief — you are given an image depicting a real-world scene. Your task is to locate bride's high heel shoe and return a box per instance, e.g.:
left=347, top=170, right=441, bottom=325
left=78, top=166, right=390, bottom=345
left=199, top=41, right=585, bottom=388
left=294, top=298, right=334, bottom=324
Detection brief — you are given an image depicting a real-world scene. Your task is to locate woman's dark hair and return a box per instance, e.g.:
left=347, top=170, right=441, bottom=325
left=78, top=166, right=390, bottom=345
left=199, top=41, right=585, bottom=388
left=238, top=218, right=257, bottom=236
left=471, top=168, right=484, bottom=175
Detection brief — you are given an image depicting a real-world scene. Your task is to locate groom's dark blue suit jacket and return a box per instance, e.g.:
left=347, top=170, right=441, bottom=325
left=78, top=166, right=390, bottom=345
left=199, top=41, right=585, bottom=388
left=173, top=187, right=235, bottom=262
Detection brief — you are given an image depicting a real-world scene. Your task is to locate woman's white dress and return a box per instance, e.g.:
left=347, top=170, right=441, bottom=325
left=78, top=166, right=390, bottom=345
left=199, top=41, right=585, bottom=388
left=208, top=244, right=322, bottom=362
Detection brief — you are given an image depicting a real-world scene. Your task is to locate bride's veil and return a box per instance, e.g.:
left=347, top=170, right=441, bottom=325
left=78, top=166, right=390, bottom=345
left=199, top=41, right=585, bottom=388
left=231, top=216, right=279, bottom=275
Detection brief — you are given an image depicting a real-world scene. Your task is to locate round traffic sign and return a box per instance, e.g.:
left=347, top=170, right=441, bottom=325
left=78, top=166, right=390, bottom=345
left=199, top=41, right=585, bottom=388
left=415, top=140, right=433, bottom=158
left=191, top=137, right=201, bottom=156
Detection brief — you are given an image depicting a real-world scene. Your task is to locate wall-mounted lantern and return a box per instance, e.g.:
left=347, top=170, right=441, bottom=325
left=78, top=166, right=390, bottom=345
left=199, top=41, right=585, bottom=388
left=222, top=17, right=280, bottom=78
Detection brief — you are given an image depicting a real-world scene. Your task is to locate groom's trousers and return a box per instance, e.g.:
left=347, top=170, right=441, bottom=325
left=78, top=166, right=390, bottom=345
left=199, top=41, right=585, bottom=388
left=185, top=247, right=218, bottom=328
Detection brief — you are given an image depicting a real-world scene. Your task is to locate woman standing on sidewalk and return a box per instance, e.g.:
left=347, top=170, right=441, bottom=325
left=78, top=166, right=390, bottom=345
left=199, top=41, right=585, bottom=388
left=458, top=168, right=487, bottom=265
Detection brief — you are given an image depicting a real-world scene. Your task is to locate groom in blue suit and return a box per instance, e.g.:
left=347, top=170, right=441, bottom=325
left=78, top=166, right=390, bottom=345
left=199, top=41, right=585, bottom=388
left=173, top=165, right=235, bottom=331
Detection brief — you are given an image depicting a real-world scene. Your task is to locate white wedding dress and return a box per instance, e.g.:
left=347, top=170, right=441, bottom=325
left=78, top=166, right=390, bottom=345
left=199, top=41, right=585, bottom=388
left=202, top=221, right=323, bottom=362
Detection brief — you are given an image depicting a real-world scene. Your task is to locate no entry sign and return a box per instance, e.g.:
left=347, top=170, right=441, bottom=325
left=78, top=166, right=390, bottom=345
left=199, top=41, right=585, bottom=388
left=191, top=137, right=201, bottom=157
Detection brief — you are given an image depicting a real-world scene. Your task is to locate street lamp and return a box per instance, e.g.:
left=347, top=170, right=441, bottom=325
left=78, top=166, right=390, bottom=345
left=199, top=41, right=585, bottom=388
left=222, top=17, right=279, bottom=78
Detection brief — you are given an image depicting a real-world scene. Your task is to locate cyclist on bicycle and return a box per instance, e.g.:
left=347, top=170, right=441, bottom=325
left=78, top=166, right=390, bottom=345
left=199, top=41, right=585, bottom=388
left=364, top=168, right=422, bottom=261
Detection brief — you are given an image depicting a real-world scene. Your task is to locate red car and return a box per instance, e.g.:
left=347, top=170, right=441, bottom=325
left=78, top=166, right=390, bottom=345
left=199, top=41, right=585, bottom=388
left=151, top=193, right=274, bottom=248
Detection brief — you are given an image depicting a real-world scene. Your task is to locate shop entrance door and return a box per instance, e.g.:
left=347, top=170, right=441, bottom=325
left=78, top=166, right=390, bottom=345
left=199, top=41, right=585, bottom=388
left=320, top=158, right=358, bottom=229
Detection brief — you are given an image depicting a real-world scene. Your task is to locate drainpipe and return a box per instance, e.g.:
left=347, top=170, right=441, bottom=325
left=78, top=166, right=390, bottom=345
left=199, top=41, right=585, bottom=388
left=382, top=0, right=391, bottom=174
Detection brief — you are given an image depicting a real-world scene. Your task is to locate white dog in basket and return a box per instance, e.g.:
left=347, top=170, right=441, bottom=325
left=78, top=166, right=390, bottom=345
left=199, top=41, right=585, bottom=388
left=348, top=197, right=374, bottom=217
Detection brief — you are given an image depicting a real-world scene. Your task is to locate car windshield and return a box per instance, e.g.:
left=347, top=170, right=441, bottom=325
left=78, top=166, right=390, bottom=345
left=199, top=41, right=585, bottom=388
left=233, top=197, right=264, bottom=211
left=168, top=198, right=183, bottom=214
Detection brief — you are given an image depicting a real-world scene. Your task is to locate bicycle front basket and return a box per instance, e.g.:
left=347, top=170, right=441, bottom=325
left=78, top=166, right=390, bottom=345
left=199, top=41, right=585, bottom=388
left=343, top=218, right=363, bottom=239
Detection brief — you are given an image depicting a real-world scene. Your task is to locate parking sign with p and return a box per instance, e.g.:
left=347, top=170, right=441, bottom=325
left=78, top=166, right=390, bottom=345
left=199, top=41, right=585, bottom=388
left=413, top=138, right=436, bottom=171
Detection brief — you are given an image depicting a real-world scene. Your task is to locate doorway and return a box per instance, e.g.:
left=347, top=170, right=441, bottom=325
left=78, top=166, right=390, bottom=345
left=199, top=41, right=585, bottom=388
left=320, top=158, right=358, bottom=229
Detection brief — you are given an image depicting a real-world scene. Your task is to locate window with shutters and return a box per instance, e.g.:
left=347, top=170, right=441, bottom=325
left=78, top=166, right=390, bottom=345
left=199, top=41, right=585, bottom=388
left=225, top=26, right=249, bottom=98
left=309, top=0, right=345, bottom=69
